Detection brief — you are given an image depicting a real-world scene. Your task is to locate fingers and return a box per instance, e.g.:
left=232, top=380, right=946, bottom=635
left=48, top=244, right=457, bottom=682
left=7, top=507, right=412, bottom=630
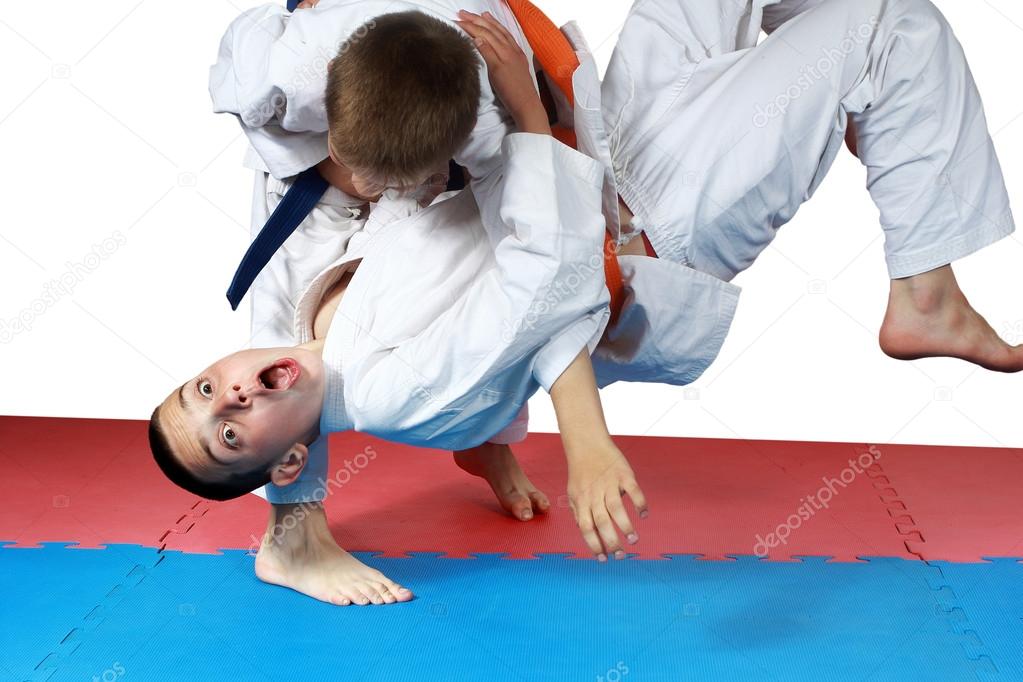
left=606, top=491, right=638, bottom=546
left=622, top=476, right=649, bottom=519
left=573, top=495, right=625, bottom=561
left=455, top=10, right=517, bottom=62
left=592, top=506, right=624, bottom=560
left=573, top=477, right=646, bottom=560
left=573, top=504, right=606, bottom=560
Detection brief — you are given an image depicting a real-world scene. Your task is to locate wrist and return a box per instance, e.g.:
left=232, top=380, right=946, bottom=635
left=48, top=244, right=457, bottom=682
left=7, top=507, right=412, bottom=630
left=509, top=102, right=551, bottom=135
left=562, top=431, right=615, bottom=462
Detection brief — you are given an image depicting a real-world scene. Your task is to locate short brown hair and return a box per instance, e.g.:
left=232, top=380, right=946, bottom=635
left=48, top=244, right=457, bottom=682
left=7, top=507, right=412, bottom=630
left=326, top=11, right=481, bottom=187
left=148, top=406, right=271, bottom=501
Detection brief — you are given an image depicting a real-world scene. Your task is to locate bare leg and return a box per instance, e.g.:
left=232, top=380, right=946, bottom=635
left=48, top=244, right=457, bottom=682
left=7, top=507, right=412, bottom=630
left=879, top=264, right=1023, bottom=372
left=453, top=442, right=550, bottom=521
left=254, top=503, right=413, bottom=606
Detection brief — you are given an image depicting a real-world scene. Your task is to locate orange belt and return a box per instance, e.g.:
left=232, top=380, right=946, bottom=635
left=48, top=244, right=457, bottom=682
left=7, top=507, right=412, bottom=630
left=505, top=0, right=626, bottom=325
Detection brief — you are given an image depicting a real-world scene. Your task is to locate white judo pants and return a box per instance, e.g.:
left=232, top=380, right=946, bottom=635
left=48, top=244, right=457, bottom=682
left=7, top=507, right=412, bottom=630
left=604, top=0, right=1015, bottom=282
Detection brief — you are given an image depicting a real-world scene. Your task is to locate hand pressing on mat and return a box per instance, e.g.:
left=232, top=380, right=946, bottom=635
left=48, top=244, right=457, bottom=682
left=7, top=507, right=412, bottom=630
left=456, top=8, right=550, bottom=135
left=566, top=440, right=646, bottom=561
left=551, top=349, right=648, bottom=561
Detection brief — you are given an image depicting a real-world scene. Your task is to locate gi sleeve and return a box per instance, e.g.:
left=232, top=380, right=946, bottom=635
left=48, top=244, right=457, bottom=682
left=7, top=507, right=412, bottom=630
left=347, top=133, right=610, bottom=434
left=209, top=4, right=331, bottom=179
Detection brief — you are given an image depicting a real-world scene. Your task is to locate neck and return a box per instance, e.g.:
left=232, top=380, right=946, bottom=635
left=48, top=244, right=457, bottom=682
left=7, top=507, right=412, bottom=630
left=298, top=337, right=326, bottom=356
left=310, top=271, right=353, bottom=343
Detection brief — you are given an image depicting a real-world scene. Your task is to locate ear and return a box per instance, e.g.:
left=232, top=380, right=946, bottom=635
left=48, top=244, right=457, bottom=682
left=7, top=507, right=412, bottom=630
left=268, top=443, right=309, bottom=487
left=326, top=142, right=344, bottom=169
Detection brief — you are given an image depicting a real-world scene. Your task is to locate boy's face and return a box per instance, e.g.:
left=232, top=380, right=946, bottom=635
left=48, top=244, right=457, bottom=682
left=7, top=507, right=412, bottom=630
left=326, top=141, right=432, bottom=199
left=157, top=347, right=325, bottom=482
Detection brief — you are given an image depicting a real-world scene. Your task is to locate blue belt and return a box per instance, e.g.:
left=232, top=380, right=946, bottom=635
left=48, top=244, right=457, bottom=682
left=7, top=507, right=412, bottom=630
left=224, top=0, right=467, bottom=310
left=225, top=166, right=330, bottom=310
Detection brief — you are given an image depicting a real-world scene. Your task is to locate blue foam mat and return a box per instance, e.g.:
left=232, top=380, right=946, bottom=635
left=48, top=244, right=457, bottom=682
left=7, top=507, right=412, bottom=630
left=0, top=542, right=164, bottom=682
left=931, top=559, right=1023, bottom=679
left=2, top=545, right=1021, bottom=681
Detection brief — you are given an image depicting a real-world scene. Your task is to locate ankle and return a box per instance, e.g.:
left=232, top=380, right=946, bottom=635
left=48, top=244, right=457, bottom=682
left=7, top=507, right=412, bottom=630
left=890, top=266, right=961, bottom=316
left=260, top=502, right=332, bottom=554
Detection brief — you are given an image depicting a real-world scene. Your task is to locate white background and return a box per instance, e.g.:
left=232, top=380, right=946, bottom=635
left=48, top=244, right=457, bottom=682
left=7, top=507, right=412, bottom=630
left=1, top=0, right=1021, bottom=448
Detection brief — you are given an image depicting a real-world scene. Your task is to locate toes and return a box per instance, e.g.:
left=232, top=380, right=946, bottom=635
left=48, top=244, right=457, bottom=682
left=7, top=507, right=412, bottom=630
left=502, top=491, right=535, bottom=521
left=363, top=569, right=413, bottom=602
left=360, top=583, right=385, bottom=605
left=370, top=581, right=402, bottom=604
left=529, top=490, right=550, bottom=514
left=339, top=587, right=367, bottom=606
left=381, top=579, right=414, bottom=602
left=346, top=585, right=372, bottom=606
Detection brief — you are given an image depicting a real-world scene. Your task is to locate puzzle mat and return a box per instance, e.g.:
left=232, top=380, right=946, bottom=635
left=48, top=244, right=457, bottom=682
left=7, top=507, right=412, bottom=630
left=2, top=416, right=1021, bottom=681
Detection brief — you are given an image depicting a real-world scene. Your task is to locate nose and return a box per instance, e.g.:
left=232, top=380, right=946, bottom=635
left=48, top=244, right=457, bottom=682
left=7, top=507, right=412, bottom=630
left=212, top=383, right=251, bottom=415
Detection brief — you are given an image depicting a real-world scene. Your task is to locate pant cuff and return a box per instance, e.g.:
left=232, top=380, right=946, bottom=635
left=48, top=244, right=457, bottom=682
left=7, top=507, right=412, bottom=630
left=886, top=209, right=1015, bottom=279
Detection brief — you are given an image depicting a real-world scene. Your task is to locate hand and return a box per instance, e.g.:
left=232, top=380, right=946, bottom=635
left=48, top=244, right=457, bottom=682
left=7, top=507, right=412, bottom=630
left=295, top=0, right=319, bottom=8
left=455, top=9, right=550, bottom=134
left=565, top=440, right=648, bottom=561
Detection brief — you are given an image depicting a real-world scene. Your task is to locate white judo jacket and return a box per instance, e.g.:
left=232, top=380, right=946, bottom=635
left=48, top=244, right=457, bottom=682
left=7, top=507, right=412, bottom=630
left=209, top=0, right=533, bottom=199
left=292, top=34, right=740, bottom=451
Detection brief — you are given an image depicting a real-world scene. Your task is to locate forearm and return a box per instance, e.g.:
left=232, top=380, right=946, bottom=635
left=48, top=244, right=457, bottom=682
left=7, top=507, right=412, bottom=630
left=509, top=102, right=551, bottom=137
left=550, top=347, right=647, bottom=559
left=456, top=10, right=550, bottom=137
left=549, top=347, right=613, bottom=455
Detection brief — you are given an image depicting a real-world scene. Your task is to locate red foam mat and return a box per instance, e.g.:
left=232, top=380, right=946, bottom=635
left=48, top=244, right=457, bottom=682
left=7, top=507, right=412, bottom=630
left=868, top=443, right=1023, bottom=562
left=1, top=416, right=1017, bottom=561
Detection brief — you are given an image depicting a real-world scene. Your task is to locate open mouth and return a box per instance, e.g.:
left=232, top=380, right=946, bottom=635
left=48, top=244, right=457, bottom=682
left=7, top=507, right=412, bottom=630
left=257, top=358, right=301, bottom=391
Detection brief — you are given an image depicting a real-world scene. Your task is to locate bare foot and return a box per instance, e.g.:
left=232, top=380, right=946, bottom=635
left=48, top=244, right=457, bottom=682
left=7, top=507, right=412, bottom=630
left=254, top=503, right=412, bottom=606
left=453, top=442, right=550, bottom=521
left=879, top=265, right=1023, bottom=372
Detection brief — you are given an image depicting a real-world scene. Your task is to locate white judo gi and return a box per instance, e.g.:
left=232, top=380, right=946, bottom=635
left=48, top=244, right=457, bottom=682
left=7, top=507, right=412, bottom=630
left=290, top=0, right=1014, bottom=452
left=209, top=0, right=534, bottom=501
left=288, top=39, right=743, bottom=449
left=605, top=0, right=1015, bottom=282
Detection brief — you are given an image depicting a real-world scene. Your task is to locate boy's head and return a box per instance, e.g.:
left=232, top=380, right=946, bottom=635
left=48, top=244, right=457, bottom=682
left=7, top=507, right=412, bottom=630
left=149, top=347, right=325, bottom=500
left=326, top=10, right=481, bottom=195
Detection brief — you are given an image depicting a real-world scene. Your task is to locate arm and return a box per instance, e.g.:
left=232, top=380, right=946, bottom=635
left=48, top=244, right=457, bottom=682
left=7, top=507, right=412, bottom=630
left=337, top=14, right=608, bottom=437
left=347, top=132, right=607, bottom=429
left=450, top=12, right=553, bottom=456
left=550, top=349, right=648, bottom=560
left=455, top=14, right=651, bottom=556
left=456, top=10, right=550, bottom=136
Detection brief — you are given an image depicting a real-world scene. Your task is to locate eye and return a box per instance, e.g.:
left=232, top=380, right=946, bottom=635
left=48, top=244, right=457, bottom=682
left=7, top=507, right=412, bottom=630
left=222, top=424, right=239, bottom=448
left=198, top=378, right=214, bottom=398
